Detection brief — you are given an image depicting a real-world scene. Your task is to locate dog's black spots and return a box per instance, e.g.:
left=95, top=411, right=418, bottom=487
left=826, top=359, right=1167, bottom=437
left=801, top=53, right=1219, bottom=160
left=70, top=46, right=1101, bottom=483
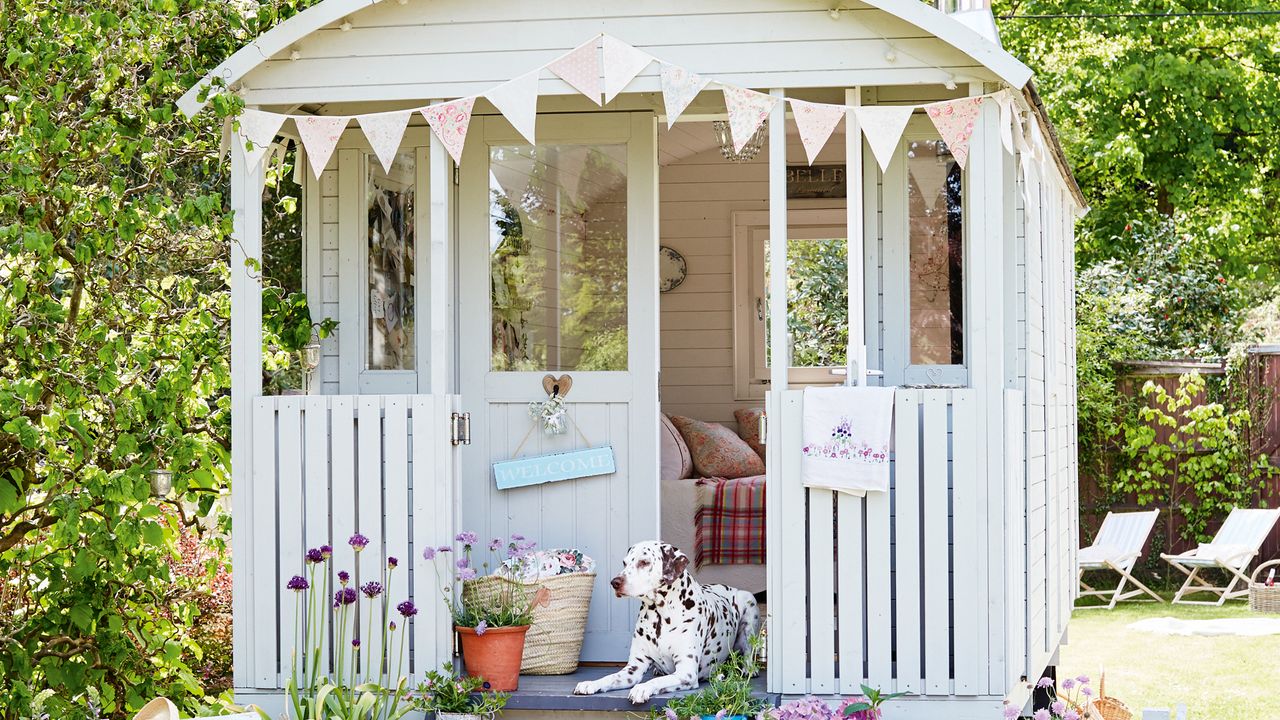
left=682, top=597, right=695, bottom=610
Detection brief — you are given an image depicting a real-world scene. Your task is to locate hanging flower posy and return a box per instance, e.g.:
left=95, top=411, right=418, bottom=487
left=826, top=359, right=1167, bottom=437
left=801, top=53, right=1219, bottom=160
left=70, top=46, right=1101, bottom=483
left=529, top=393, right=568, bottom=435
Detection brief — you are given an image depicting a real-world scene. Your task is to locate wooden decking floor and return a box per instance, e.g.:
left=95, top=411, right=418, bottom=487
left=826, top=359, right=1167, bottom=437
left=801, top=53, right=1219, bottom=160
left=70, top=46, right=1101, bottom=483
left=499, top=665, right=777, bottom=712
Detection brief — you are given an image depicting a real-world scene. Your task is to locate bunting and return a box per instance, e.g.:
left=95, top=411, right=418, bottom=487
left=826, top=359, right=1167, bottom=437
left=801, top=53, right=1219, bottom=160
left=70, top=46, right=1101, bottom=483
left=358, top=111, right=412, bottom=173
left=548, top=38, right=602, bottom=105
left=854, top=105, right=914, bottom=172
left=923, top=96, right=985, bottom=170
left=236, top=109, right=285, bottom=171
left=993, top=89, right=1018, bottom=155
left=421, top=97, right=476, bottom=165
left=485, top=70, right=541, bottom=144
left=295, top=115, right=350, bottom=180
left=722, top=86, right=778, bottom=154
left=602, top=35, right=653, bottom=104
left=790, top=99, right=845, bottom=166
left=659, top=63, right=711, bottom=128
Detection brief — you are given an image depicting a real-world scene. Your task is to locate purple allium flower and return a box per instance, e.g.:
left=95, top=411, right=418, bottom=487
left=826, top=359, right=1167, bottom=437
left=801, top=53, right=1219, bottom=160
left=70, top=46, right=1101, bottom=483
left=389, top=620, right=397, bottom=631
left=489, top=538, right=503, bottom=552
left=333, top=587, right=358, bottom=607
left=1036, top=677, right=1054, bottom=689
left=666, top=709, right=679, bottom=720
left=361, top=581, right=383, bottom=599
left=397, top=600, right=418, bottom=618
left=1075, top=675, right=1090, bottom=685
left=510, top=533, right=525, bottom=541
left=1051, top=701, right=1066, bottom=715
left=436, top=545, right=452, bottom=554
left=1080, top=687, right=1093, bottom=698
left=422, top=546, right=437, bottom=561
left=456, top=557, right=471, bottom=570
left=1003, top=706, right=1020, bottom=719
left=455, top=531, right=478, bottom=545
left=1032, top=710, right=1050, bottom=720
left=320, top=544, right=333, bottom=559
left=352, top=638, right=361, bottom=649
left=388, top=556, right=398, bottom=569
left=475, top=620, right=487, bottom=636
left=349, top=533, right=370, bottom=551
left=287, top=575, right=310, bottom=592
left=457, top=567, right=477, bottom=581
left=1061, top=678, right=1076, bottom=690
left=338, top=570, right=350, bottom=586
left=1064, top=712, right=1080, bottom=720
left=306, top=548, right=324, bottom=564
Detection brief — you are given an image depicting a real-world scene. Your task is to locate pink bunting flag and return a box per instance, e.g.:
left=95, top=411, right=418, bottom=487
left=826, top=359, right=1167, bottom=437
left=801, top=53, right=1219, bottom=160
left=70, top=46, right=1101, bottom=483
left=421, top=97, right=476, bottom=165
left=924, top=97, right=986, bottom=170
left=602, top=34, right=653, bottom=103
left=236, top=109, right=285, bottom=171
left=295, top=115, right=350, bottom=180
left=790, top=99, right=845, bottom=166
left=485, top=70, right=541, bottom=144
left=660, top=63, right=711, bottom=128
left=357, top=111, right=412, bottom=173
left=722, top=86, right=778, bottom=154
left=853, top=105, right=914, bottom=172
left=547, top=38, right=601, bottom=106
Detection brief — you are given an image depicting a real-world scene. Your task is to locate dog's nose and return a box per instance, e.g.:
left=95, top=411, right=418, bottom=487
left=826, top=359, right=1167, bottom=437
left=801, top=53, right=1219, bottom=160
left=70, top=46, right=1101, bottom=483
left=610, top=576, right=624, bottom=591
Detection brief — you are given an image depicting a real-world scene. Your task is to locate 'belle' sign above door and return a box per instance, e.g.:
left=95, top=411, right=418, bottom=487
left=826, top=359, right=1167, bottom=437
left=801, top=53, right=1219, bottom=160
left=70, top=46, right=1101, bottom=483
left=493, top=446, right=616, bottom=490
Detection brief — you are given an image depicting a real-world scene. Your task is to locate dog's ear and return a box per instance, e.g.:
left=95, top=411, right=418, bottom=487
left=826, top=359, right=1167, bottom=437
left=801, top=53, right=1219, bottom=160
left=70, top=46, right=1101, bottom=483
left=659, top=543, right=689, bottom=585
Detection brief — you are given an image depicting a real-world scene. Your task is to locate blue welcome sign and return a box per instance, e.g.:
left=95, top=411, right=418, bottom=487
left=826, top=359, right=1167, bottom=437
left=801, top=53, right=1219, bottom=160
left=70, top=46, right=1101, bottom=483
left=493, top=446, right=616, bottom=489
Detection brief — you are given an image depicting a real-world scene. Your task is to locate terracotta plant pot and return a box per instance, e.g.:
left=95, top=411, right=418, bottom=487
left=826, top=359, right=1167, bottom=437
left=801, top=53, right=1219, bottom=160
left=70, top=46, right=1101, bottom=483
left=457, top=625, right=530, bottom=691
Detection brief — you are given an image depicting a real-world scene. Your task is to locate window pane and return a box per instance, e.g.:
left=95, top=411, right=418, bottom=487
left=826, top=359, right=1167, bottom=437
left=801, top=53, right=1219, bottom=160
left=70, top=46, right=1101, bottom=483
left=490, top=144, right=628, bottom=372
left=764, top=236, right=849, bottom=368
left=907, top=140, right=963, bottom=365
left=367, top=153, right=416, bottom=370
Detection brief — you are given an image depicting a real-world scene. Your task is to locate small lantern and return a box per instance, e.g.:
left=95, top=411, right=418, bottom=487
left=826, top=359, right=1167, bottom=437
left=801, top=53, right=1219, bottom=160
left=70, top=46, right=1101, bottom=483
left=150, top=469, right=173, bottom=498
left=302, top=342, right=321, bottom=371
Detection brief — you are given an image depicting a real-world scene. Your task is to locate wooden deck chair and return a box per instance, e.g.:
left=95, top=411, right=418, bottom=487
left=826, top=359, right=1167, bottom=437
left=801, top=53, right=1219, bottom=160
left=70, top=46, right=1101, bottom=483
left=1161, top=507, right=1280, bottom=605
left=1077, top=509, right=1162, bottom=609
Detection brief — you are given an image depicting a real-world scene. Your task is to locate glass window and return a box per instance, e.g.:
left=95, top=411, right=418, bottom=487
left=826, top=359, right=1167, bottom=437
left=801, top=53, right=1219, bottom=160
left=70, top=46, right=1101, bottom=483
left=366, top=153, right=416, bottom=371
left=906, top=139, right=963, bottom=366
left=763, top=236, right=849, bottom=369
left=489, top=144, right=628, bottom=372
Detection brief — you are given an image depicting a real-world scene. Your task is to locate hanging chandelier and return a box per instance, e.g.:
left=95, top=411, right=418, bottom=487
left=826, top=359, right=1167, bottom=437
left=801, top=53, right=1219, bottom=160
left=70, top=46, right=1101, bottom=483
left=712, top=119, right=768, bottom=162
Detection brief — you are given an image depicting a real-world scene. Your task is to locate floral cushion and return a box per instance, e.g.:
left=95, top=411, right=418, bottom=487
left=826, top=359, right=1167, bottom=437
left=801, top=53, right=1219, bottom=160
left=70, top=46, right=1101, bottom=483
left=669, top=415, right=766, bottom=480
left=734, top=408, right=766, bottom=460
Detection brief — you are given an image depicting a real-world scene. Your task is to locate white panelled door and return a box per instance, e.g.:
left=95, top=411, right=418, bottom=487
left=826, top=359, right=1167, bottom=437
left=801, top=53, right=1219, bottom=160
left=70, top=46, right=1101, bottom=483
left=457, top=112, right=659, bottom=660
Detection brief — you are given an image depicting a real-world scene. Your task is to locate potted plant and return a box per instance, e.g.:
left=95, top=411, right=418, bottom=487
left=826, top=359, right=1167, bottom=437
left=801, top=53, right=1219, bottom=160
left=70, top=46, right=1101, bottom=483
left=425, top=532, right=539, bottom=691
left=655, top=636, right=767, bottom=720
left=413, top=665, right=510, bottom=720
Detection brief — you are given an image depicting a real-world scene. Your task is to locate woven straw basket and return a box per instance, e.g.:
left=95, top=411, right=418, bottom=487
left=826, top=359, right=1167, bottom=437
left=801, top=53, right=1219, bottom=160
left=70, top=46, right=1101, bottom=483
left=462, top=573, right=595, bottom=675
left=1249, top=559, right=1280, bottom=613
left=1091, top=674, right=1132, bottom=720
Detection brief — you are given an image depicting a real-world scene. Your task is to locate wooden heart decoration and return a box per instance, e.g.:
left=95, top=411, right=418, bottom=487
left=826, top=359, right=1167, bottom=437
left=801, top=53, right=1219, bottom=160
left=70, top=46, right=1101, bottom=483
left=542, top=373, right=573, bottom=398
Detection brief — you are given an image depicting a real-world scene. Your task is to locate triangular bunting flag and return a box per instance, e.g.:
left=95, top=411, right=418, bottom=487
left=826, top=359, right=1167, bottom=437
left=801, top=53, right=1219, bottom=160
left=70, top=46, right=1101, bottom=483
left=660, top=63, right=711, bottom=128
left=295, top=115, right=350, bottom=180
left=722, top=86, right=778, bottom=154
left=602, top=35, right=653, bottom=103
left=853, top=105, right=914, bottom=172
left=421, top=97, right=476, bottom=165
left=236, top=109, right=285, bottom=171
left=790, top=99, right=845, bottom=166
left=357, top=111, right=412, bottom=173
left=993, top=89, right=1018, bottom=155
left=548, top=38, right=602, bottom=106
left=924, top=97, right=985, bottom=170
left=485, top=70, right=541, bottom=144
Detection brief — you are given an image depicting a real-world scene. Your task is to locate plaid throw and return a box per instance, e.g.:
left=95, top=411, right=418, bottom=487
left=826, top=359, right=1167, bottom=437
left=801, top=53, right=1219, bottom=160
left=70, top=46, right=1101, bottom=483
left=695, top=475, right=767, bottom=567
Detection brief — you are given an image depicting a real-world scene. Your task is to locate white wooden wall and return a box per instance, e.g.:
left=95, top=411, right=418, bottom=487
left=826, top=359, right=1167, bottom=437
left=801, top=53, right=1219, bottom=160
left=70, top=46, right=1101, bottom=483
left=241, top=394, right=457, bottom=694
left=304, top=165, right=341, bottom=395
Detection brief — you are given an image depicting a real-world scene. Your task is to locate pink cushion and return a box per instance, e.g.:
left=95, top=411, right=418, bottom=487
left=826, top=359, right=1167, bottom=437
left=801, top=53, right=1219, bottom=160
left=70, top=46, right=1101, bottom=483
left=669, top=415, right=766, bottom=480
left=660, top=414, right=694, bottom=482
left=734, top=408, right=766, bottom=461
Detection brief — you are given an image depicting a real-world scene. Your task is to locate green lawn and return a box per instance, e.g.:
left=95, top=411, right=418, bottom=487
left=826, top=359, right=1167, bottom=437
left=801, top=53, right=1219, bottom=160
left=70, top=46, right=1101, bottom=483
left=1059, top=598, right=1280, bottom=720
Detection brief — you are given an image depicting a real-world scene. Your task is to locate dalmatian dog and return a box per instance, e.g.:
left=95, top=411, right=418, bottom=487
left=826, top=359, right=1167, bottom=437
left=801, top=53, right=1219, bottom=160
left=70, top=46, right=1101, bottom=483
left=573, top=541, right=760, bottom=704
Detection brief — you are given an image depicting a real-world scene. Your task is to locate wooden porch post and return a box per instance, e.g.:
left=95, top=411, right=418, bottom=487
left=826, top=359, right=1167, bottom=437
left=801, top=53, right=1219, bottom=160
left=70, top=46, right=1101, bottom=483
left=426, top=108, right=452, bottom=394
left=229, top=139, right=265, bottom=688
left=845, top=88, right=866, bottom=387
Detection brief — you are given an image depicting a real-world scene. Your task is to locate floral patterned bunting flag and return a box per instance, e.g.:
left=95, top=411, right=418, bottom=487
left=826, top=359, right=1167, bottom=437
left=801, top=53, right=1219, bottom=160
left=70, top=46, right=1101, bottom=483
left=923, top=96, right=986, bottom=170
left=722, top=85, right=778, bottom=154
left=547, top=38, right=602, bottom=106
left=853, top=105, right=914, bottom=172
left=790, top=99, right=845, bottom=166
left=993, top=89, right=1019, bottom=155
left=421, top=97, right=476, bottom=165
left=236, top=108, right=285, bottom=172
left=357, top=110, right=412, bottom=173
left=659, top=63, right=710, bottom=128
left=485, top=70, right=541, bottom=144
left=602, top=34, right=654, bottom=103
left=294, top=115, right=350, bottom=180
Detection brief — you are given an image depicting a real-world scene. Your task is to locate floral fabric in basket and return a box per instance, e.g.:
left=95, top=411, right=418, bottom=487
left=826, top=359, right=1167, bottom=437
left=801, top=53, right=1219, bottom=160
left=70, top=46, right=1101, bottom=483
left=500, top=548, right=595, bottom=582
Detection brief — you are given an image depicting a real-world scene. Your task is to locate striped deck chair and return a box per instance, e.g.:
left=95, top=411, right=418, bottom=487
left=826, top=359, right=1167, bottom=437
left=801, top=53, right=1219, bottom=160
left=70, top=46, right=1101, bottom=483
left=1077, top=509, right=1162, bottom=609
left=1161, top=507, right=1280, bottom=606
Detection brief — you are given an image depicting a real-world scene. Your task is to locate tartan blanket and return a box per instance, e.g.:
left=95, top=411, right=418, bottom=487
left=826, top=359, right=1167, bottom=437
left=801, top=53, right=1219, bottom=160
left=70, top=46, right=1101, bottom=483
left=695, top=475, right=767, bottom=567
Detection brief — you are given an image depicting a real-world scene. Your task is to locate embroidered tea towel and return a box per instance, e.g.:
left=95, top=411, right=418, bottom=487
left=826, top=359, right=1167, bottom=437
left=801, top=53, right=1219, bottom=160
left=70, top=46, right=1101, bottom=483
left=801, top=386, right=895, bottom=496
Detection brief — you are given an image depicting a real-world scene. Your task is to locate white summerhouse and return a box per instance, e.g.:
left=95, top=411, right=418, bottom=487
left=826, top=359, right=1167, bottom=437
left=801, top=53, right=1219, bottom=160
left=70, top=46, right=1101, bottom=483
left=182, top=1, right=1084, bottom=717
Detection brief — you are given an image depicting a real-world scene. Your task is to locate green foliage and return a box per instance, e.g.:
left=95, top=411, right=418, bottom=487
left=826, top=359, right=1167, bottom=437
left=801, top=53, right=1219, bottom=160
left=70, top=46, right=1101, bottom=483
left=412, top=666, right=509, bottom=716
left=784, top=238, right=848, bottom=368
left=653, top=635, right=766, bottom=720
left=0, top=0, right=323, bottom=716
left=1111, top=373, right=1274, bottom=541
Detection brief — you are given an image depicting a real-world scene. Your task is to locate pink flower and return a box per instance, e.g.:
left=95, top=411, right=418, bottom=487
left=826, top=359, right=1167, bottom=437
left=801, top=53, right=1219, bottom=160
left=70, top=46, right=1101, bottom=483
left=1075, top=675, right=1090, bottom=685
left=1003, top=706, right=1020, bottom=719
left=1036, top=677, right=1054, bottom=689
left=475, top=620, right=488, bottom=636
left=1033, top=710, right=1050, bottom=720
left=1080, top=687, right=1093, bottom=698
left=1064, top=712, right=1080, bottom=720
left=1051, top=701, right=1066, bottom=715
left=1061, top=678, right=1076, bottom=690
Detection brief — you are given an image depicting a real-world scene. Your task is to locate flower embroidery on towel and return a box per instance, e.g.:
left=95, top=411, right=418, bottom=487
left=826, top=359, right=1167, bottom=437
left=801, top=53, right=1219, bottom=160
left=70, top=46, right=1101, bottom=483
left=802, top=416, right=889, bottom=463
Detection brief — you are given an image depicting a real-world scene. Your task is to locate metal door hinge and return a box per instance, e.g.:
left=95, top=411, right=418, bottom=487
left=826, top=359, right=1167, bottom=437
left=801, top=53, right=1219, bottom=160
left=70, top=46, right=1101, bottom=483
left=453, top=165, right=460, bottom=185
left=450, top=411, right=471, bottom=446
left=758, top=411, right=767, bottom=444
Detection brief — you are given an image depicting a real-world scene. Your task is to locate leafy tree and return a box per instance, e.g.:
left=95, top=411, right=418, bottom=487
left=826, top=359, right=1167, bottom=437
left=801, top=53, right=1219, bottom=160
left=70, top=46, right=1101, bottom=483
left=0, top=1, right=321, bottom=716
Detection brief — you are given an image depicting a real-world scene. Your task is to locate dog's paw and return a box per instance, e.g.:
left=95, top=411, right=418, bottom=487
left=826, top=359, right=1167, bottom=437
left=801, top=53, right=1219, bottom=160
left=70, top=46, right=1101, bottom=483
left=574, top=680, right=601, bottom=696
left=627, top=684, right=655, bottom=704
